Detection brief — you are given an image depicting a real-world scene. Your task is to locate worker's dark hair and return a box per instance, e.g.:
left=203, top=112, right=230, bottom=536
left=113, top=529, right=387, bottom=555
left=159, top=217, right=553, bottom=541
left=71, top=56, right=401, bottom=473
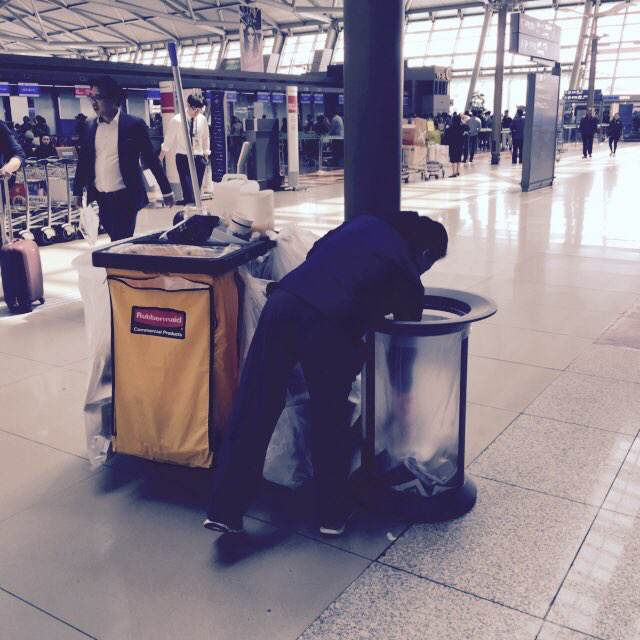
left=391, top=211, right=448, bottom=261
left=516, top=108, right=524, bottom=117
left=89, top=75, right=122, bottom=104
left=187, top=93, right=206, bottom=109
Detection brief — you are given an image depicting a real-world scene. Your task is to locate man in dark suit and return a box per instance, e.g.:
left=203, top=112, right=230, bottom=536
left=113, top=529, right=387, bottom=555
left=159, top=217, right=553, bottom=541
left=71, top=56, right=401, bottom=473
left=579, top=109, right=599, bottom=159
left=73, top=76, right=174, bottom=241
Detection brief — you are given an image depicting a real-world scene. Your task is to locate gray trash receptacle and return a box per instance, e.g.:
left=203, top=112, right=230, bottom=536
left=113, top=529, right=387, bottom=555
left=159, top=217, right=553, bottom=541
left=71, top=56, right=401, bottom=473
left=354, top=287, right=497, bottom=523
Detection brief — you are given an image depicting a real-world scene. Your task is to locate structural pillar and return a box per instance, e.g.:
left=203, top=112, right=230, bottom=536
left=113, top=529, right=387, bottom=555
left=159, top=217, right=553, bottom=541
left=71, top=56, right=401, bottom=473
left=587, top=0, right=601, bottom=110
left=344, top=0, right=404, bottom=220
left=569, top=0, right=592, bottom=91
left=491, top=3, right=507, bottom=165
left=465, top=7, right=492, bottom=112
left=266, top=32, right=284, bottom=73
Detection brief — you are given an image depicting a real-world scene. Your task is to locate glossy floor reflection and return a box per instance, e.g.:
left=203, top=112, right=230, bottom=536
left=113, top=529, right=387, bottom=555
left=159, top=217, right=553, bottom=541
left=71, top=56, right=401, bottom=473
left=1, top=141, right=639, bottom=639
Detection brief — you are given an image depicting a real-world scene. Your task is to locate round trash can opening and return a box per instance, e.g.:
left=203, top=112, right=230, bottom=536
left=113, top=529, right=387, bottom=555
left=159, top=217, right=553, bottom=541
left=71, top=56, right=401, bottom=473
left=355, top=288, right=497, bottom=524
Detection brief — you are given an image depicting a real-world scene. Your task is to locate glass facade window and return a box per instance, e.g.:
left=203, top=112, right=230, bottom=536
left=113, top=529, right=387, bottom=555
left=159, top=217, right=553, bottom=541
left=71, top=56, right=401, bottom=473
left=278, top=32, right=325, bottom=75
left=225, top=40, right=241, bottom=59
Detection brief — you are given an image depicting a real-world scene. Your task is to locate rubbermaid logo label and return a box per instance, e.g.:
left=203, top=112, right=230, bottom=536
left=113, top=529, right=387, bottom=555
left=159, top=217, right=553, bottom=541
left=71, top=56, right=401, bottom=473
left=131, top=306, right=186, bottom=339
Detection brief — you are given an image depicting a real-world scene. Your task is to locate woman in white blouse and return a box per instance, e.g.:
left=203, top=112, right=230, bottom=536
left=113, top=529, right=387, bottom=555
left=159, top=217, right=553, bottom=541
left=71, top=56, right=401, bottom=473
left=160, top=93, right=210, bottom=205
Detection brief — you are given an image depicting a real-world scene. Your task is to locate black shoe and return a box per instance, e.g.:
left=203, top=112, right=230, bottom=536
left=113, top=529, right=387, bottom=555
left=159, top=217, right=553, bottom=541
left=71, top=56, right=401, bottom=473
left=203, top=517, right=244, bottom=534
left=589, top=154, right=592, bottom=157
left=319, top=511, right=355, bottom=537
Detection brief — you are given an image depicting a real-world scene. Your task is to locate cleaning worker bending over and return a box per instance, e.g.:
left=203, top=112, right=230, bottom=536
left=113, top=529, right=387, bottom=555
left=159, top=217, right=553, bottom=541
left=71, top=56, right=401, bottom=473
left=205, top=211, right=448, bottom=536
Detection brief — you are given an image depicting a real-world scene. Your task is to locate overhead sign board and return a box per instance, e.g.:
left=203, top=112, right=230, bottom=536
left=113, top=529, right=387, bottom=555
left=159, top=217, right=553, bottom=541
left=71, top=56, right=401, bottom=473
left=225, top=90, right=238, bottom=102
left=564, top=89, right=603, bottom=101
left=313, top=93, right=324, bottom=104
left=75, top=85, right=91, bottom=98
left=510, top=14, right=560, bottom=62
left=0, top=82, right=10, bottom=96
left=146, top=88, right=161, bottom=100
left=300, top=93, right=312, bottom=104
left=18, top=83, right=40, bottom=97
left=256, top=91, right=270, bottom=103
left=271, top=92, right=285, bottom=103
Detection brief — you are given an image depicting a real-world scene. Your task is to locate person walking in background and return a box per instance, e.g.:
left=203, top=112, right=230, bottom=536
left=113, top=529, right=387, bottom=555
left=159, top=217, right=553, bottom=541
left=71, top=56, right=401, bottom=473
left=33, top=116, right=50, bottom=138
left=73, top=75, right=174, bottom=241
left=510, top=108, right=525, bottom=164
left=608, top=113, right=623, bottom=156
left=443, top=114, right=468, bottom=177
left=464, top=111, right=481, bottom=162
left=579, top=109, right=599, bottom=158
left=160, top=93, right=210, bottom=205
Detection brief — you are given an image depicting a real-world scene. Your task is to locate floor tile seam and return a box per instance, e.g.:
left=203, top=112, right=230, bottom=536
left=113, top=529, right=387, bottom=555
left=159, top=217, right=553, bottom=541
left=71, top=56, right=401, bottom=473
left=465, top=412, right=522, bottom=467
left=476, top=321, right=606, bottom=341
left=539, top=441, right=636, bottom=622
left=295, top=562, right=374, bottom=640
left=562, top=366, right=640, bottom=387
left=535, top=620, right=604, bottom=640
left=0, top=367, right=58, bottom=389
left=0, top=349, right=75, bottom=370
left=0, top=586, right=98, bottom=639
left=482, top=319, right=608, bottom=341
left=0, top=464, right=100, bottom=529
left=522, top=409, right=640, bottom=439
left=540, top=505, right=602, bottom=623
left=470, top=353, right=564, bottom=372
left=0, top=426, right=91, bottom=462
left=467, top=472, right=603, bottom=510
left=374, top=558, right=546, bottom=621
left=245, top=512, right=387, bottom=563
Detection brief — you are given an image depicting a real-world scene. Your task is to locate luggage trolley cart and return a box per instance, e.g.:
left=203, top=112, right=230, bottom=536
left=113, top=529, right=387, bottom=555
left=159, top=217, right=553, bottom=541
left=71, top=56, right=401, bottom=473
left=45, top=158, right=76, bottom=241
left=91, top=231, right=274, bottom=468
left=23, top=159, right=56, bottom=245
left=7, top=165, right=35, bottom=242
left=401, top=146, right=427, bottom=183
left=425, top=143, right=446, bottom=180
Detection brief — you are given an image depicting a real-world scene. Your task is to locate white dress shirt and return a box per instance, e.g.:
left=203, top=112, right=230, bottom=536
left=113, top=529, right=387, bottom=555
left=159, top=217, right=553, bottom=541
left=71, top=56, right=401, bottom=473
left=161, top=112, right=210, bottom=157
left=94, top=109, right=125, bottom=193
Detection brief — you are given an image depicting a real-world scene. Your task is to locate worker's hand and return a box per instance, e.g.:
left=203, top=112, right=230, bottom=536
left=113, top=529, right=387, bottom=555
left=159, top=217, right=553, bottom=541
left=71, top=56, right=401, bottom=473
left=0, top=166, right=13, bottom=179
left=163, top=193, right=175, bottom=207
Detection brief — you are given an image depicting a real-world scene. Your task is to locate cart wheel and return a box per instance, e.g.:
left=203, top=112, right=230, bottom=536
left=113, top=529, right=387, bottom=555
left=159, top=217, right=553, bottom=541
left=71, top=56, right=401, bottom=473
left=435, top=175, right=439, bottom=180
left=172, top=210, right=185, bottom=225
left=60, top=224, right=76, bottom=241
left=19, top=230, right=35, bottom=242
left=38, top=228, right=56, bottom=246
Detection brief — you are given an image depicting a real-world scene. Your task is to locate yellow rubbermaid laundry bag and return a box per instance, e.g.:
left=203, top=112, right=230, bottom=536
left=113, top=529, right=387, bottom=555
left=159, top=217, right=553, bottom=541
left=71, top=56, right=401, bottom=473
left=108, top=273, right=218, bottom=467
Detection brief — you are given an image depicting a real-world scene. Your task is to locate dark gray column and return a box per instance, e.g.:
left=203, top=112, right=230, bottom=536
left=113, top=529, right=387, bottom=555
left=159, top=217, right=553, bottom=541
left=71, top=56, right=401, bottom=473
left=344, top=0, right=404, bottom=220
left=587, top=0, right=601, bottom=110
left=569, top=0, right=592, bottom=91
left=491, top=4, right=507, bottom=165
left=465, top=7, right=492, bottom=112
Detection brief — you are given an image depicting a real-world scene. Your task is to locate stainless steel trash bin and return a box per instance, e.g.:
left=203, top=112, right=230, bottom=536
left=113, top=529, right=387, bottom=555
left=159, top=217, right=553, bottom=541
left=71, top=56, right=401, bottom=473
left=355, top=287, right=497, bottom=522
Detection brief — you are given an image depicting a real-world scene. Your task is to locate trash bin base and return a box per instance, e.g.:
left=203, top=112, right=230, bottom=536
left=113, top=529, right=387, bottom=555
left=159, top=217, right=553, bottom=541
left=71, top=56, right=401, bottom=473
left=352, top=471, right=477, bottom=523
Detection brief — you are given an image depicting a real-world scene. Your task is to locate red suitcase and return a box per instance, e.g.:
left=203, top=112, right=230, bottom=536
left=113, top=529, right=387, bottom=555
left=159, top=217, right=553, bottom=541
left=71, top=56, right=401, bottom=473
left=0, top=239, right=45, bottom=314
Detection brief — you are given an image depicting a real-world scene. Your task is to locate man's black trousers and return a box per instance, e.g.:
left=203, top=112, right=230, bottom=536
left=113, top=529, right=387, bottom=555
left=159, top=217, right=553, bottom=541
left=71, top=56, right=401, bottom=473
left=207, top=289, right=364, bottom=526
left=176, top=153, right=206, bottom=204
left=95, top=188, right=138, bottom=241
left=582, top=135, right=594, bottom=157
left=512, top=139, right=524, bottom=164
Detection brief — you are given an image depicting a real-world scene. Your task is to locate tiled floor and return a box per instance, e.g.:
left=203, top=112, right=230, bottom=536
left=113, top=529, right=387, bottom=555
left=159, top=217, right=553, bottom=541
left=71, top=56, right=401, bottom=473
left=1, top=141, right=639, bottom=639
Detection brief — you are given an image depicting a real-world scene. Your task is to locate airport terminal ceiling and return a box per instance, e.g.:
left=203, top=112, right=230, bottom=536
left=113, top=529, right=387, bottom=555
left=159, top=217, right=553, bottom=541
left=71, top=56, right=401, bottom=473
left=0, top=0, right=639, bottom=105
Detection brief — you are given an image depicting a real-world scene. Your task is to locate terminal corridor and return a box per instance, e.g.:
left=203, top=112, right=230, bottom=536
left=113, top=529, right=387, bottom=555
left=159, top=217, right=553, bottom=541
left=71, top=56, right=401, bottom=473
left=1, top=142, right=639, bottom=639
